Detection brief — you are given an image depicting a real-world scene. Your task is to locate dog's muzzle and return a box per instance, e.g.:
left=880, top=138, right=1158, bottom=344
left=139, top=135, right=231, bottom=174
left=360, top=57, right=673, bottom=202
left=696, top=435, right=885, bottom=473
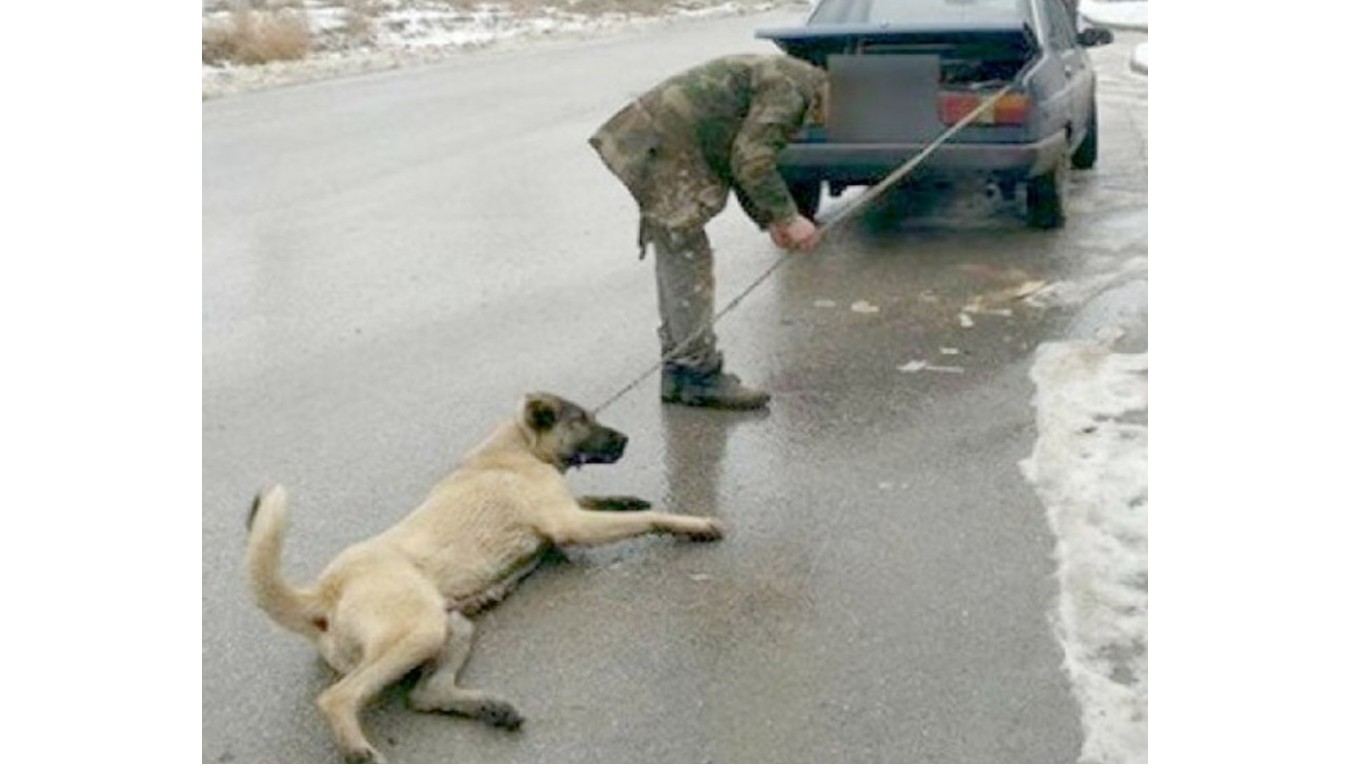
left=572, top=428, right=629, bottom=467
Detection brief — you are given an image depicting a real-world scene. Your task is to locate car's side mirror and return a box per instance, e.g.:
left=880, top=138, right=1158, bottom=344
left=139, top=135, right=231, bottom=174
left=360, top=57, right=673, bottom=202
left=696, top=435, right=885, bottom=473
left=1078, top=28, right=1115, bottom=47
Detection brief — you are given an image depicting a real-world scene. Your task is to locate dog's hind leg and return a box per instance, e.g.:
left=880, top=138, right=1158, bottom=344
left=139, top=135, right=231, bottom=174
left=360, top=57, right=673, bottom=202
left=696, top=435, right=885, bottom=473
left=408, top=613, right=524, bottom=730
left=316, top=615, right=448, bottom=763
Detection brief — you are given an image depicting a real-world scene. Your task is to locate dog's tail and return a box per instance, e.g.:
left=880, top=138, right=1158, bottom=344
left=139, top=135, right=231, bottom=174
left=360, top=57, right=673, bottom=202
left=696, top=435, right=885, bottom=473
left=245, top=486, right=325, bottom=640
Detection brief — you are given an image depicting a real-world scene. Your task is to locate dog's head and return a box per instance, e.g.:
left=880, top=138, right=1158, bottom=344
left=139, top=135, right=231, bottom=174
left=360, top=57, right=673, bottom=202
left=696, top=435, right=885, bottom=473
left=520, top=392, right=628, bottom=471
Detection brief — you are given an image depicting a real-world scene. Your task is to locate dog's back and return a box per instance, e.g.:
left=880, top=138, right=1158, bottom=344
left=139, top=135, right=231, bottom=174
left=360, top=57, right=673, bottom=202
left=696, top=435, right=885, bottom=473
left=367, top=432, right=570, bottom=613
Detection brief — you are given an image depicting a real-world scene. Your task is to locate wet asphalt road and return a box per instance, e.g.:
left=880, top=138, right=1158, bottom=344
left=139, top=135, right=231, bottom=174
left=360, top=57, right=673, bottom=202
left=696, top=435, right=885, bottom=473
left=203, top=9, right=1147, bottom=763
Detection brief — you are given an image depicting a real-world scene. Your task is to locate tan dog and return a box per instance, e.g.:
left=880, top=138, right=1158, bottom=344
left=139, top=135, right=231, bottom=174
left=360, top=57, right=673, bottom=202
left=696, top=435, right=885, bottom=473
left=246, top=392, right=723, bottom=763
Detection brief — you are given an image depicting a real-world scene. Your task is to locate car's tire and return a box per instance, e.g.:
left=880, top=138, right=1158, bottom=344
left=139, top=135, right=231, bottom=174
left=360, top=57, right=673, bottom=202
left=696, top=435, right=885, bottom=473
left=1025, top=161, right=1067, bottom=229
left=789, top=180, right=822, bottom=220
left=1072, top=106, right=1099, bottom=170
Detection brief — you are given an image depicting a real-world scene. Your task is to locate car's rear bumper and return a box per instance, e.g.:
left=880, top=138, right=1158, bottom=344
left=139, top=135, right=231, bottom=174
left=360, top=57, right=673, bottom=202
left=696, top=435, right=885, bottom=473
left=777, top=129, right=1068, bottom=185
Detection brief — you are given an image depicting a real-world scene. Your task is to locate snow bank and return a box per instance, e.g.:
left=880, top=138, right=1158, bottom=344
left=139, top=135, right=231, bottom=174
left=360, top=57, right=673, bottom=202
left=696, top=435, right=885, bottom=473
left=1078, top=0, right=1149, bottom=32
left=1131, top=41, right=1148, bottom=74
left=1020, top=342, right=1148, bottom=763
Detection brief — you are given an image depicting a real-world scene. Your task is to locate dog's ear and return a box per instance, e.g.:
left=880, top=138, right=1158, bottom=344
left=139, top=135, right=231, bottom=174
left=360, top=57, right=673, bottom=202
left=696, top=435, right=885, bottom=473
left=523, top=394, right=560, bottom=431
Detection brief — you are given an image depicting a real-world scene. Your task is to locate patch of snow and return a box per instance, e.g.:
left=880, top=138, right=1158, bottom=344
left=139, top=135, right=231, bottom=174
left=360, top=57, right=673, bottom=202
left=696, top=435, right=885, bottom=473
left=1024, top=257, right=1147, bottom=310
left=897, top=359, right=964, bottom=374
left=1019, top=342, right=1148, bottom=763
left=1078, top=0, right=1148, bottom=32
left=1131, top=42, right=1148, bottom=74
left=964, top=305, right=1012, bottom=317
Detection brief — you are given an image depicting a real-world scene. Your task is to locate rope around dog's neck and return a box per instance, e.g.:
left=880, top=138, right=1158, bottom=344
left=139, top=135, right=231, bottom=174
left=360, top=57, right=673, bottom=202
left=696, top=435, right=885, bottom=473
left=590, top=81, right=1019, bottom=416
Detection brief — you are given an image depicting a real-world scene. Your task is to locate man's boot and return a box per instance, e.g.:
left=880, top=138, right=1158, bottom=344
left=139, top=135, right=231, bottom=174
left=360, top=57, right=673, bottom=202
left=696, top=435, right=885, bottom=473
left=661, top=361, right=771, bottom=410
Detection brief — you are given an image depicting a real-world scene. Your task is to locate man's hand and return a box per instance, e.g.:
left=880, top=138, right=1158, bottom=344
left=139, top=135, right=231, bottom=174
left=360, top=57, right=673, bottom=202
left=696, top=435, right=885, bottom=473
left=768, top=215, right=821, bottom=251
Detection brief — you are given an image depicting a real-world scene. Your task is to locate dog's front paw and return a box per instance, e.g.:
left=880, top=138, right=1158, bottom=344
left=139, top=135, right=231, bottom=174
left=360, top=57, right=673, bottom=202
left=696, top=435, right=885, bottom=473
left=476, top=699, right=524, bottom=731
left=678, top=517, right=724, bottom=542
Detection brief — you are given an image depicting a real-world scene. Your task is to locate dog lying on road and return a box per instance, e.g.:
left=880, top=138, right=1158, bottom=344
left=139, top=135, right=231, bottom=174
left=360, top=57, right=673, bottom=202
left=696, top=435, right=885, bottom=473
left=246, top=392, right=723, bottom=763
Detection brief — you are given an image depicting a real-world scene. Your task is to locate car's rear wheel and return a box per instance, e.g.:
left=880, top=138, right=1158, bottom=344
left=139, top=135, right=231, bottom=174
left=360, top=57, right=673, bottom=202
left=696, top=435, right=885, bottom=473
left=789, top=180, right=822, bottom=220
left=1072, top=106, right=1099, bottom=170
left=1025, top=161, right=1067, bottom=229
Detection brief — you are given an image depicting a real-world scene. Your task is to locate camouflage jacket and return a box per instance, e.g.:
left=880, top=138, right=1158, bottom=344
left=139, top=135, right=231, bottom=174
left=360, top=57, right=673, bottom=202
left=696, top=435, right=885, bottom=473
left=590, top=54, right=827, bottom=232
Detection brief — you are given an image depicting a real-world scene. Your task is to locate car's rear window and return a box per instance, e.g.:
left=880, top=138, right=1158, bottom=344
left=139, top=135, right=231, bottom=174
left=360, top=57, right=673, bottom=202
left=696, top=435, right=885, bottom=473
left=810, top=0, right=1028, bottom=25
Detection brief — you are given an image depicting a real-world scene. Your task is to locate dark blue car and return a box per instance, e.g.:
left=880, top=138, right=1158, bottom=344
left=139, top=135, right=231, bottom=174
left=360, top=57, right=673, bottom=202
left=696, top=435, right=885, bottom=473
left=759, top=0, right=1113, bottom=228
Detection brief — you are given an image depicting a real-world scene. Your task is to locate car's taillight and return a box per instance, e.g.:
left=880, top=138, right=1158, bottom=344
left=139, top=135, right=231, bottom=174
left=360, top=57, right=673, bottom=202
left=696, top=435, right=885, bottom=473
left=938, top=91, right=1030, bottom=126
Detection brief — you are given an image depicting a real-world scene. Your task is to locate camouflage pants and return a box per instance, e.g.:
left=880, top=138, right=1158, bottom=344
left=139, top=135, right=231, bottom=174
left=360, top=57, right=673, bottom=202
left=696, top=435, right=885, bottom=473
left=643, top=222, right=721, bottom=371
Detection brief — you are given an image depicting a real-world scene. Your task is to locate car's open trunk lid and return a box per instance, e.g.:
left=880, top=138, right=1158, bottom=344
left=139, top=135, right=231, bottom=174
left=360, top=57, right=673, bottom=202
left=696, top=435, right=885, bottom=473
left=758, top=22, right=1036, bottom=70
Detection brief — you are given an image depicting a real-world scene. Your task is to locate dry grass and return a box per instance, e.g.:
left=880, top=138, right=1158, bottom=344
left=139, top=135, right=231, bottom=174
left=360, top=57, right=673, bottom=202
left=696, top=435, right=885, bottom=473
left=203, top=3, right=312, bottom=65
